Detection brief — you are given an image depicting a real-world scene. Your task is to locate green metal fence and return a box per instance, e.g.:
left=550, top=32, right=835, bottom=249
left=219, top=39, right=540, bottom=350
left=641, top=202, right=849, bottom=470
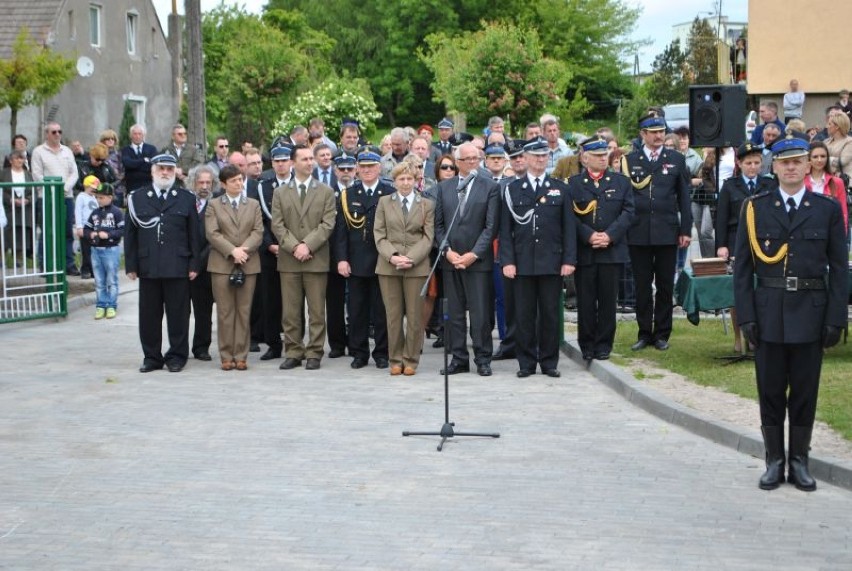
left=0, top=176, right=67, bottom=323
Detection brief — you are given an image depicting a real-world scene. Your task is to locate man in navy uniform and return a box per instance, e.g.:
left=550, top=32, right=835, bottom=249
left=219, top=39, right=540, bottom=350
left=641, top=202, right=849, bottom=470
left=326, top=152, right=356, bottom=359
left=433, top=118, right=454, bottom=158
left=125, top=154, right=201, bottom=372
left=500, top=138, right=576, bottom=378
left=333, top=148, right=392, bottom=369
left=568, top=136, right=634, bottom=361
left=734, top=136, right=847, bottom=492
left=622, top=114, right=692, bottom=351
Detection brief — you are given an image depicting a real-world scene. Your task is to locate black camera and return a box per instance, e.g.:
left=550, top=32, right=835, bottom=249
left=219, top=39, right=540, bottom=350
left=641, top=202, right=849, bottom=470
left=229, top=267, right=246, bottom=287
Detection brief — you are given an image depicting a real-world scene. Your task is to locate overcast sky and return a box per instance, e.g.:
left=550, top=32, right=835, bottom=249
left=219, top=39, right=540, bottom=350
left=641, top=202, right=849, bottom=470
left=152, top=0, right=749, bottom=73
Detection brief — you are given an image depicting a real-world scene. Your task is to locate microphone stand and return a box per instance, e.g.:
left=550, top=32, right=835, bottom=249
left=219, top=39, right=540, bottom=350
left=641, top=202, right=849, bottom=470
left=403, top=173, right=501, bottom=451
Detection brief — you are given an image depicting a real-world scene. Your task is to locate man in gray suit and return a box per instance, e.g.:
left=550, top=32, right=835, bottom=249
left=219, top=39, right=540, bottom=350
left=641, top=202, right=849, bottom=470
left=434, top=142, right=500, bottom=376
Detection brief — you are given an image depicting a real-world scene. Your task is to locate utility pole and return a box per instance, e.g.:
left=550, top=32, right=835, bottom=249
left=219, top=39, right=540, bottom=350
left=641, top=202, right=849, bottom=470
left=168, top=0, right=183, bottom=114
left=185, top=0, right=207, bottom=156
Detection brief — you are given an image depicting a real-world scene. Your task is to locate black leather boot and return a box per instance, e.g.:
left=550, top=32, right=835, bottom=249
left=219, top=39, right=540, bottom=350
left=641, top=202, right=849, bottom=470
left=788, top=425, right=817, bottom=492
left=759, top=426, right=785, bottom=490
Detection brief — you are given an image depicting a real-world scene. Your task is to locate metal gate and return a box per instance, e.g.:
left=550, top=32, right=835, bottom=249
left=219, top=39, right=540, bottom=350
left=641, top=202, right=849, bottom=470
left=1, top=176, right=67, bottom=323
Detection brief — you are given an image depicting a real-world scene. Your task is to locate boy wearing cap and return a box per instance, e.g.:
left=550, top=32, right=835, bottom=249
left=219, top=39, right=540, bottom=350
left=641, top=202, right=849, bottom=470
left=75, top=175, right=101, bottom=279
left=85, top=183, right=125, bottom=319
left=733, top=136, right=847, bottom=492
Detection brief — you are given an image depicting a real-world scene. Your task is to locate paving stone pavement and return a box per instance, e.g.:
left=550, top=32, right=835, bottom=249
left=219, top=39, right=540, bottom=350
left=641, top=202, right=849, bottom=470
left=2, top=287, right=852, bottom=570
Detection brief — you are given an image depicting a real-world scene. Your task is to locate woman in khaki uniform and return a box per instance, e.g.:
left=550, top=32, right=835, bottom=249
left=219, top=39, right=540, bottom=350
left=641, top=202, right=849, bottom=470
left=205, top=165, right=263, bottom=371
left=374, top=162, right=435, bottom=376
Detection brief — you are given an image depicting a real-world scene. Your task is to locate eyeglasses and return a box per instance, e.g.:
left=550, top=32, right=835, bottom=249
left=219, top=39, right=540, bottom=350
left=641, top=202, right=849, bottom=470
left=439, top=164, right=457, bottom=170
left=175, top=132, right=187, bottom=136
left=337, top=167, right=355, bottom=171
left=218, top=144, right=229, bottom=148
left=50, top=130, right=62, bottom=135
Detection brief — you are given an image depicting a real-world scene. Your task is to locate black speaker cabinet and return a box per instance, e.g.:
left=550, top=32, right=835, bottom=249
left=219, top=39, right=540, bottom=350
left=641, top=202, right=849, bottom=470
left=689, top=84, right=748, bottom=147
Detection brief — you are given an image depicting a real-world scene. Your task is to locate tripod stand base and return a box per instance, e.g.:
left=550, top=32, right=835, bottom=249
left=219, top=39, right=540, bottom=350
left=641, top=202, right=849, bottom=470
left=403, top=422, right=500, bottom=451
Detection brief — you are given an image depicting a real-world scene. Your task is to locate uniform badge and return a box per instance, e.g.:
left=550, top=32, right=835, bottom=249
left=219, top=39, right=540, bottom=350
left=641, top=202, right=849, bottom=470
left=803, top=201, right=810, bottom=207
left=764, top=239, right=770, bottom=248
left=545, top=181, right=551, bottom=188
left=171, top=190, right=177, bottom=196
left=522, top=182, right=528, bottom=189
left=775, top=200, right=781, bottom=207
left=147, top=191, right=153, bottom=198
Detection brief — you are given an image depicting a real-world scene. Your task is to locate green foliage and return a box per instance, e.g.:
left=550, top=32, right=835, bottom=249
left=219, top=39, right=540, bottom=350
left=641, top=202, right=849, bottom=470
left=272, top=78, right=381, bottom=139
left=202, top=5, right=334, bottom=146
left=0, top=27, right=75, bottom=135
left=420, top=21, right=589, bottom=128
left=645, top=38, right=690, bottom=106
left=118, top=101, right=136, bottom=148
left=687, top=17, right=719, bottom=85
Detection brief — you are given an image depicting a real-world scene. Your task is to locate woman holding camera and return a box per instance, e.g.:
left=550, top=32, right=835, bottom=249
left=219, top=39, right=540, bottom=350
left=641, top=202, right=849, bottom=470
left=206, top=165, right=263, bottom=371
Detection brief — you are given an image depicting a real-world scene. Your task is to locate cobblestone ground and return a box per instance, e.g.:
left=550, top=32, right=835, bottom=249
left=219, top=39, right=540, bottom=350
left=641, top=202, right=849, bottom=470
left=1, top=290, right=851, bottom=570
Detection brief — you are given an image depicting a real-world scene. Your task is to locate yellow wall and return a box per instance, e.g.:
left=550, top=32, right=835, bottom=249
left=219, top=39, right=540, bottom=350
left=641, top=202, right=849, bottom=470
left=748, top=0, right=852, bottom=94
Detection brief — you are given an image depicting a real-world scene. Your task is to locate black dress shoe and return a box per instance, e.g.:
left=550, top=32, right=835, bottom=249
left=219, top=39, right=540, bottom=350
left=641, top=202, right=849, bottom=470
left=477, top=364, right=492, bottom=376
left=167, top=361, right=185, bottom=373
left=492, top=349, right=516, bottom=361
left=305, top=358, right=321, bottom=370
left=440, top=362, right=470, bottom=375
left=350, top=358, right=367, bottom=369
left=594, top=352, right=611, bottom=361
left=631, top=339, right=650, bottom=351
left=375, top=358, right=389, bottom=369
left=260, top=348, right=282, bottom=361
left=328, top=348, right=345, bottom=358
left=432, top=338, right=444, bottom=348
left=581, top=351, right=593, bottom=361
left=139, top=361, right=163, bottom=373
left=80, top=271, right=93, bottom=280
left=653, top=339, right=669, bottom=351
left=66, top=267, right=81, bottom=276
left=194, top=351, right=212, bottom=361
left=249, top=342, right=261, bottom=352
left=279, top=358, right=302, bottom=370
left=542, top=369, right=561, bottom=378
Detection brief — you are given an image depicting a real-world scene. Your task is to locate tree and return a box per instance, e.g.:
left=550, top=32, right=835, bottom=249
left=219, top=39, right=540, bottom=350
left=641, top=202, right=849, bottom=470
left=420, top=22, right=589, bottom=129
left=686, top=16, right=719, bottom=85
left=0, top=28, right=75, bottom=136
left=645, top=39, right=690, bottom=106
left=201, top=6, right=334, bottom=145
left=118, top=101, right=136, bottom=148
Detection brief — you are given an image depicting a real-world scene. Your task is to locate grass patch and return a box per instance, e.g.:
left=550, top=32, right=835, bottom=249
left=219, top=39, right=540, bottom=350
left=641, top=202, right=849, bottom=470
left=614, top=318, right=852, bottom=440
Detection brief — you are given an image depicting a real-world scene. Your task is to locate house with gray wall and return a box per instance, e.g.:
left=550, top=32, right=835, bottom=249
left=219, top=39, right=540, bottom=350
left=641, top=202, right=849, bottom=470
left=0, top=0, right=176, bottom=152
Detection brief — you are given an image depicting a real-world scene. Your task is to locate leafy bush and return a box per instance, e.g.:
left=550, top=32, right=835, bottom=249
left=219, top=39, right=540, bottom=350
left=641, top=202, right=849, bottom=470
left=272, top=78, right=382, bottom=138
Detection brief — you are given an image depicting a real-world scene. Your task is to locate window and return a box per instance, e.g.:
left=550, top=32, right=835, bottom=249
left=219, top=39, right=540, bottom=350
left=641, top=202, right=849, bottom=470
left=126, top=12, right=138, bottom=55
left=124, top=94, right=147, bottom=127
left=89, top=4, right=101, bottom=47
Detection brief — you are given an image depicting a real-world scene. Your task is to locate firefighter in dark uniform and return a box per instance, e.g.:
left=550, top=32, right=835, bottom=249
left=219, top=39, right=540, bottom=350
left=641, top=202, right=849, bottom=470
left=326, top=151, right=356, bottom=359
left=333, top=148, right=392, bottom=369
left=433, top=117, right=454, bottom=158
left=568, top=136, right=635, bottom=361
left=500, top=138, right=577, bottom=378
left=733, top=135, right=847, bottom=492
left=125, top=154, right=201, bottom=373
left=621, top=114, right=692, bottom=351
left=254, top=145, right=291, bottom=361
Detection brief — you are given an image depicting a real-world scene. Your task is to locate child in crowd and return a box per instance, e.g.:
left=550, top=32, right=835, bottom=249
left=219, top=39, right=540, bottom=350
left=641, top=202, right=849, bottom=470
left=84, top=181, right=124, bottom=319
left=74, top=175, right=101, bottom=279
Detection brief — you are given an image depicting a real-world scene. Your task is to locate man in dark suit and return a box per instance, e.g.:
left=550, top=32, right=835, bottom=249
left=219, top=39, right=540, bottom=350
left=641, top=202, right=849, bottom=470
left=500, top=138, right=576, bottom=378
left=622, top=115, right=692, bottom=351
left=434, top=142, right=501, bottom=376
left=333, top=148, right=392, bottom=369
left=312, top=144, right=338, bottom=190
left=568, top=137, right=635, bottom=361
left=187, top=164, right=216, bottom=361
left=125, top=154, right=201, bottom=373
left=326, top=152, right=357, bottom=359
left=121, top=124, right=158, bottom=194
left=734, top=136, right=847, bottom=492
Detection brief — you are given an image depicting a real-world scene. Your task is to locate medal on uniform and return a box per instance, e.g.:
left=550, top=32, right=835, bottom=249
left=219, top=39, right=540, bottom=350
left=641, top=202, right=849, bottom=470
left=764, top=239, right=770, bottom=248
left=539, top=197, right=546, bottom=204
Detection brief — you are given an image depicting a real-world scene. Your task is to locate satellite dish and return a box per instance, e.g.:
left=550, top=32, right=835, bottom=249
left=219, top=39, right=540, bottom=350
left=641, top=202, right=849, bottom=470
left=76, top=56, right=94, bottom=78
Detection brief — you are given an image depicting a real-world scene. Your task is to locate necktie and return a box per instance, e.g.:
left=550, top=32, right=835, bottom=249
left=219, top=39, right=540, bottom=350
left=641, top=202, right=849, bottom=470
left=196, top=199, right=203, bottom=213
left=748, top=180, right=755, bottom=194
left=787, top=197, right=796, bottom=222
left=401, top=196, right=409, bottom=219
left=457, top=181, right=468, bottom=215
left=159, top=189, right=167, bottom=201
left=299, top=183, right=306, bottom=203
left=231, top=199, right=238, bottom=211
left=136, top=145, right=142, bottom=156
left=534, top=177, right=541, bottom=194
left=322, top=171, right=329, bottom=185
left=366, top=187, right=373, bottom=198
left=649, top=150, right=659, bottom=162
